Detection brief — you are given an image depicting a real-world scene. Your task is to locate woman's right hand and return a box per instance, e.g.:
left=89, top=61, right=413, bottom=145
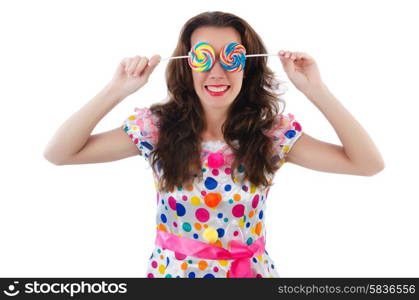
left=108, top=55, right=161, bottom=98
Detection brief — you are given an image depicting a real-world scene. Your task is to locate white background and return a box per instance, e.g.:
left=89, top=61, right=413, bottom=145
left=1, top=0, right=418, bottom=277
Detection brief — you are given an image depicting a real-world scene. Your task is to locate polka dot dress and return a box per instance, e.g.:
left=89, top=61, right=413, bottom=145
left=121, top=107, right=303, bottom=278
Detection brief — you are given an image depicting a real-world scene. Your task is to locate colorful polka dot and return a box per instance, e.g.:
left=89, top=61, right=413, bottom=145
left=191, top=196, right=201, bottom=206
left=168, top=196, right=177, bottom=210
left=195, top=208, right=210, bottom=222
left=255, top=222, right=262, bottom=235
left=204, top=177, right=218, bottom=190
left=284, top=129, right=296, bottom=139
left=219, top=260, right=228, bottom=267
left=174, top=252, right=187, bottom=260
left=204, top=193, right=222, bottom=208
left=216, top=228, right=225, bottom=238
left=198, top=260, right=208, bottom=270
left=232, top=204, right=245, bottom=218
left=203, top=227, right=218, bottom=243
left=252, top=195, right=260, bottom=208
left=158, top=264, right=166, bottom=274
left=182, top=222, right=192, bottom=232
left=176, top=203, right=186, bottom=217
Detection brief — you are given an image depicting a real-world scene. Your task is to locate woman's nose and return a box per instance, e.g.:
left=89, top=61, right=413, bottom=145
left=208, top=58, right=226, bottom=77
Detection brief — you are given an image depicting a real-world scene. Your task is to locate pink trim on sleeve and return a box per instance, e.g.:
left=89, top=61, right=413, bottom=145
left=267, top=113, right=298, bottom=140
left=134, top=107, right=159, bottom=140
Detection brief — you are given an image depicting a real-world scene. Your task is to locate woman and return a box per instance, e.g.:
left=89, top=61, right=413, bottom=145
left=44, top=11, right=384, bottom=278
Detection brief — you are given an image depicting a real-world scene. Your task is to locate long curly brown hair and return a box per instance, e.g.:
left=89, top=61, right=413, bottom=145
left=149, top=11, right=287, bottom=193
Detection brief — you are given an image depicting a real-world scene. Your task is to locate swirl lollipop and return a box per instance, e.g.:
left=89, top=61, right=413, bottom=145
left=161, top=42, right=279, bottom=72
left=187, top=42, right=215, bottom=72
left=220, top=42, right=247, bottom=72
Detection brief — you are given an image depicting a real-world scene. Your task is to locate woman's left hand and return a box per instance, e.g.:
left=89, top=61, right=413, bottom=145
left=278, top=50, right=326, bottom=95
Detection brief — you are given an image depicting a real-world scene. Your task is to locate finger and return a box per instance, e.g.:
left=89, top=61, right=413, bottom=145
left=279, top=50, right=293, bottom=59
left=127, top=56, right=142, bottom=75
left=278, top=50, right=293, bottom=60
left=278, top=50, right=295, bottom=74
left=145, top=54, right=161, bottom=74
left=139, top=54, right=161, bottom=78
left=134, top=57, right=149, bottom=76
left=120, top=57, right=130, bottom=69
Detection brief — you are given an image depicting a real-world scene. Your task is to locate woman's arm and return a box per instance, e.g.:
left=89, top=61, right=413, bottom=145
left=278, top=50, right=384, bottom=176
left=43, top=84, right=125, bottom=165
left=287, top=85, right=385, bottom=176
left=43, top=55, right=161, bottom=165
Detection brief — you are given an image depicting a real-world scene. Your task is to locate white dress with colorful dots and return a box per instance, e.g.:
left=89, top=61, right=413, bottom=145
left=121, top=107, right=303, bottom=278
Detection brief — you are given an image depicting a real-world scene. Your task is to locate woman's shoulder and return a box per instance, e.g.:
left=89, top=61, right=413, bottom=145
left=122, top=106, right=160, bottom=142
left=266, top=112, right=302, bottom=139
left=133, top=106, right=160, bottom=126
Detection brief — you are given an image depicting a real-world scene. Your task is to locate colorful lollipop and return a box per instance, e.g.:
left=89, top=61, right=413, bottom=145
left=187, top=42, right=215, bottom=72
left=161, top=42, right=279, bottom=72
left=220, top=42, right=247, bottom=72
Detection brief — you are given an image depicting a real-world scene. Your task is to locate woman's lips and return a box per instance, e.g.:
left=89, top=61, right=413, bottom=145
left=204, top=85, right=231, bottom=97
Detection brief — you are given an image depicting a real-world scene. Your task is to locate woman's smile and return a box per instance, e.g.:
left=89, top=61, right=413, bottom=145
left=204, top=84, right=231, bottom=96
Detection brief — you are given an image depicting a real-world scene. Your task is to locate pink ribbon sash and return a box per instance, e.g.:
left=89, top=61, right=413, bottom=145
left=155, top=229, right=265, bottom=278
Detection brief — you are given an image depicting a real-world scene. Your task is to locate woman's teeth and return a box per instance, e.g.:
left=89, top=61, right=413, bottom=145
left=206, top=86, right=229, bottom=92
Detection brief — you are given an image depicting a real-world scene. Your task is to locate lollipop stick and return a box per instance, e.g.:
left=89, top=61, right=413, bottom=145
left=161, top=55, right=189, bottom=61
left=245, top=54, right=278, bottom=57
left=162, top=54, right=278, bottom=61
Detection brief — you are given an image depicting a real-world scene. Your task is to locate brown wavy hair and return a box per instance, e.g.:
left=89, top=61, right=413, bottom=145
left=148, top=11, right=287, bottom=193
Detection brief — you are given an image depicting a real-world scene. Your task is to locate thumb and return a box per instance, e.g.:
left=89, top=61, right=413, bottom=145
left=143, top=54, right=161, bottom=76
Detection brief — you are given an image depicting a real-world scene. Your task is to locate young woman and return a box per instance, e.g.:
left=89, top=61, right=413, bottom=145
left=44, top=11, right=384, bottom=278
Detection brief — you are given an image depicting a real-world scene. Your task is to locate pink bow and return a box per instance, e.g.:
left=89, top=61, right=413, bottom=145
left=228, top=239, right=262, bottom=278
left=200, top=150, right=236, bottom=167
left=155, top=229, right=265, bottom=278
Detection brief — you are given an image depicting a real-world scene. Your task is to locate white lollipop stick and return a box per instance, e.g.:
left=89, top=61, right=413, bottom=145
left=245, top=54, right=278, bottom=57
left=161, top=53, right=278, bottom=61
left=161, top=55, right=189, bottom=61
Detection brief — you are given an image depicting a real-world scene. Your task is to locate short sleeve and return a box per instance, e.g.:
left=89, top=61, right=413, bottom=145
left=268, top=113, right=303, bottom=164
left=121, top=107, right=159, bottom=161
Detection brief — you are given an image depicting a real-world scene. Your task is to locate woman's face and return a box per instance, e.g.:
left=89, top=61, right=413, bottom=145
left=190, top=26, right=244, bottom=111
